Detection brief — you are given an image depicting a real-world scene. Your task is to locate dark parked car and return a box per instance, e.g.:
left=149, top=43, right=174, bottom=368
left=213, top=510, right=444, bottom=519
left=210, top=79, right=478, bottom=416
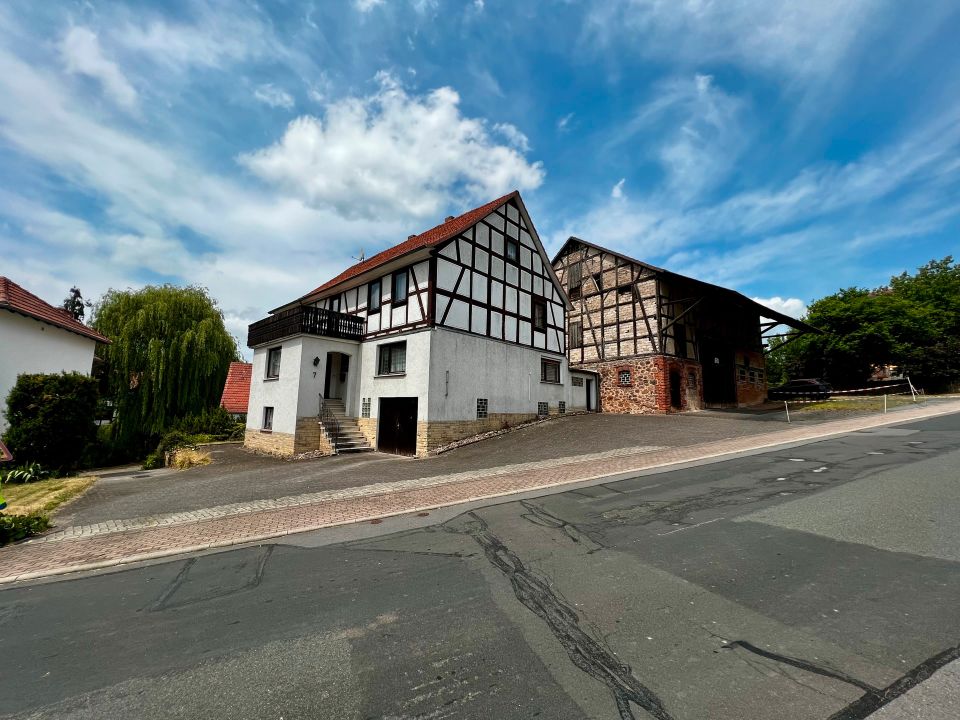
left=768, top=378, right=832, bottom=401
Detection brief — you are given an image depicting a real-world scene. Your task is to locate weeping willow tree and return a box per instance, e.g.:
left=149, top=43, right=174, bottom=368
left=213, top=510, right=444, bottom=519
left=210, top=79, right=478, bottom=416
left=92, top=285, right=240, bottom=446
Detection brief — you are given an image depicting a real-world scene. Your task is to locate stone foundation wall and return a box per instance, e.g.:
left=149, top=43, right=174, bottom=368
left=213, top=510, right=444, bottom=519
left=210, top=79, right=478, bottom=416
left=578, top=355, right=703, bottom=414
left=244, top=429, right=295, bottom=456
left=357, top=417, right=377, bottom=449
left=417, top=412, right=542, bottom=455
left=244, top=418, right=335, bottom=457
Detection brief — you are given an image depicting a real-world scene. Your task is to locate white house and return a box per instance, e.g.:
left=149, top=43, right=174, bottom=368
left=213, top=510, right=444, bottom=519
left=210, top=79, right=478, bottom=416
left=245, top=191, right=598, bottom=457
left=0, top=277, right=110, bottom=432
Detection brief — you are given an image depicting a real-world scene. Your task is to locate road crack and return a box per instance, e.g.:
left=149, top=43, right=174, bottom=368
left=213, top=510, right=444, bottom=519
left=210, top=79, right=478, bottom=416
left=447, top=512, right=674, bottom=720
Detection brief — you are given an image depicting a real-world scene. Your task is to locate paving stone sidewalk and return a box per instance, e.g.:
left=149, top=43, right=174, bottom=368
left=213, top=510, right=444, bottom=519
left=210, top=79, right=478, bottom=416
left=2, top=400, right=959, bottom=584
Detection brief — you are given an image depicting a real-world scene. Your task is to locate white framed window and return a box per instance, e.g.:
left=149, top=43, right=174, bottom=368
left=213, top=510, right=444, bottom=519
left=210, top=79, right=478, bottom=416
left=377, top=341, right=406, bottom=375
left=540, top=358, right=561, bottom=384
left=266, top=347, right=282, bottom=379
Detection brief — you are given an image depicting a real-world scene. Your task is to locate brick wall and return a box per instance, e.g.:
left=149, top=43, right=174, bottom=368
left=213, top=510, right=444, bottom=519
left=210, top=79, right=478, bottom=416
left=578, top=355, right=703, bottom=414
left=735, top=349, right=767, bottom=406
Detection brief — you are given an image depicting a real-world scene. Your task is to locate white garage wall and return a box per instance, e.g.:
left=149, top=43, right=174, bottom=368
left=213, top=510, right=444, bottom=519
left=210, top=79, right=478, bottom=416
left=357, top=329, right=432, bottom=421
left=428, top=328, right=567, bottom=421
left=0, top=311, right=97, bottom=432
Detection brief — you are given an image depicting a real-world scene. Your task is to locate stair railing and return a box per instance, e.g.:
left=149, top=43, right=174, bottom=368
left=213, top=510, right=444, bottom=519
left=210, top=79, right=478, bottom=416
left=318, top=394, right=342, bottom=454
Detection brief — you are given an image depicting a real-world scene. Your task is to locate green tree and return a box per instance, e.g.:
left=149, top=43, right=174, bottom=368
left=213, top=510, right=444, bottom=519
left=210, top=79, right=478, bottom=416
left=2, top=372, right=99, bottom=473
left=92, top=285, right=239, bottom=447
left=62, top=286, right=89, bottom=322
left=767, top=257, right=959, bottom=390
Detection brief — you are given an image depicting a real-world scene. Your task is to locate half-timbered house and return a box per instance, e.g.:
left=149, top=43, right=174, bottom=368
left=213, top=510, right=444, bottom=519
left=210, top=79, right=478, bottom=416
left=245, top=192, right=598, bottom=457
left=552, top=238, right=817, bottom=413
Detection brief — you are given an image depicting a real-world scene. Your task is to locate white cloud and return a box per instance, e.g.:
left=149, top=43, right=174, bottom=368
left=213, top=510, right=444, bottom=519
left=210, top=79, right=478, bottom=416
left=240, top=73, right=545, bottom=220
left=752, top=296, right=808, bottom=320
left=254, top=84, right=295, bottom=109
left=493, top=122, right=530, bottom=153
left=355, top=0, right=385, bottom=12
left=557, top=112, right=574, bottom=133
left=611, top=178, right=625, bottom=198
left=60, top=27, right=138, bottom=109
left=585, top=0, right=887, bottom=80
left=474, top=0, right=485, bottom=10
left=611, top=74, right=747, bottom=204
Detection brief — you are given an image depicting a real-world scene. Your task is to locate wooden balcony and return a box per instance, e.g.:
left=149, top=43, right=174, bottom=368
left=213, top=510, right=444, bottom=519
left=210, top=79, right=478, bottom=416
left=247, top=305, right=366, bottom=347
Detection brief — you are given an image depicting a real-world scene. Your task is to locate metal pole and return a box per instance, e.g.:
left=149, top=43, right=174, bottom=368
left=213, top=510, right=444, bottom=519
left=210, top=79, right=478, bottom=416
left=784, top=400, right=790, bottom=423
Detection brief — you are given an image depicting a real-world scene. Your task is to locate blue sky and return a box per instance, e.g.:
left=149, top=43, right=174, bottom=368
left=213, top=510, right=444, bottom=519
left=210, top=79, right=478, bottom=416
left=3, top=0, right=959, bottom=355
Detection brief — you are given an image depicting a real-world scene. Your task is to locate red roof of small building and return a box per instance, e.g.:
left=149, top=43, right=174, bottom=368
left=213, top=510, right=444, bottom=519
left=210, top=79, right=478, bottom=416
left=0, top=276, right=110, bottom=344
left=220, top=361, right=252, bottom=414
left=300, top=190, right=519, bottom=300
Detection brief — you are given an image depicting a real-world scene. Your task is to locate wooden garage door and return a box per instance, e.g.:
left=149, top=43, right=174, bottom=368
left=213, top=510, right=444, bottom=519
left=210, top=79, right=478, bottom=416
left=377, top=397, right=418, bottom=456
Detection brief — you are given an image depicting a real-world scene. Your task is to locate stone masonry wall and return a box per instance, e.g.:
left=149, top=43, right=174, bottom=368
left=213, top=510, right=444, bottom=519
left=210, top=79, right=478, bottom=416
left=244, top=429, right=295, bottom=456
left=584, top=355, right=703, bottom=414
left=417, top=412, right=543, bottom=456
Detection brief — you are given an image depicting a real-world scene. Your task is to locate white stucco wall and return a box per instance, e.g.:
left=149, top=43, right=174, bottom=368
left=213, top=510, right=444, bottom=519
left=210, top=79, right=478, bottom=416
left=296, top=336, right=362, bottom=417
left=428, top=328, right=568, bottom=421
left=247, top=339, right=303, bottom=435
left=357, top=330, right=431, bottom=421
left=0, top=311, right=98, bottom=432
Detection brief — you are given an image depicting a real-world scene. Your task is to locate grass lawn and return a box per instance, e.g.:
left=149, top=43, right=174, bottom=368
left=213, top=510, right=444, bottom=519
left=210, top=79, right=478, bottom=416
left=2, top=476, right=96, bottom=516
left=794, top=396, right=920, bottom=413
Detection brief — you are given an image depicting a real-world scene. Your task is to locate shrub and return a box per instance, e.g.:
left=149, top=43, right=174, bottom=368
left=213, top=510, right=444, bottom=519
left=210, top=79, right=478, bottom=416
left=142, top=451, right=165, bottom=470
left=157, top=430, right=192, bottom=454
left=0, top=462, right=49, bottom=484
left=170, top=406, right=236, bottom=437
left=3, top=372, right=98, bottom=473
left=0, top=513, right=50, bottom=545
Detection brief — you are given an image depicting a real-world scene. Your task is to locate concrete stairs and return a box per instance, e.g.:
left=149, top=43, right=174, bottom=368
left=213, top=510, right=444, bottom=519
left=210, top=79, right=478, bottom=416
left=322, top=399, right=373, bottom=454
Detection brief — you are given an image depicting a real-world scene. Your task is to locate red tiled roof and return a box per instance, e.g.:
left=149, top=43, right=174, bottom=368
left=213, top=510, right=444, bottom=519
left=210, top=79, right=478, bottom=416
left=0, top=276, right=110, bottom=344
left=301, top=190, right=519, bottom=300
left=220, top=361, right=252, bottom=414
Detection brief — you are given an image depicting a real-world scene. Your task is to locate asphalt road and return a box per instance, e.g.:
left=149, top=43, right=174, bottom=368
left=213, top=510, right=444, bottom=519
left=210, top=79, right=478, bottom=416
left=2, top=413, right=959, bottom=719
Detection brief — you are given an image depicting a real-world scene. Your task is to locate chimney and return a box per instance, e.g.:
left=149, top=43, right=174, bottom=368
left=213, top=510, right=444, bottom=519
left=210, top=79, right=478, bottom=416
left=445, top=215, right=455, bottom=222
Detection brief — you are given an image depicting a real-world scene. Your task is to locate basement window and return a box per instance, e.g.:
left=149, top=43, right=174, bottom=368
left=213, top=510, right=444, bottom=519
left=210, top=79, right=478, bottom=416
left=537, top=402, right=549, bottom=417
left=262, top=406, right=274, bottom=431
left=477, top=398, right=488, bottom=419
left=619, top=369, right=632, bottom=386
left=559, top=401, right=566, bottom=414
left=361, top=398, right=371, bottom=418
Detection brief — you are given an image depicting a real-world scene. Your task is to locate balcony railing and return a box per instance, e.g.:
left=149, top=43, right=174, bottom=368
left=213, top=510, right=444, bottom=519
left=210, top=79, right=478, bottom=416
left=247, top=305, right=366, bottom=347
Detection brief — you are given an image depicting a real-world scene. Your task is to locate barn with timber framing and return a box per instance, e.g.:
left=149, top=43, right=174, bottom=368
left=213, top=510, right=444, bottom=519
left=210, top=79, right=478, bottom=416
left=551, top=237, right=818, bottom=413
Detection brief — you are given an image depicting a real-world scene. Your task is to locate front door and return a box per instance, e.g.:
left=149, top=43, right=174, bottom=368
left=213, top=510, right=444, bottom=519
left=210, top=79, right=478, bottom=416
left=377, top=397, right=418, bottom=455
left=700, top=338, right=736, bottom=406
left=670, top=371, right=682, bottom=409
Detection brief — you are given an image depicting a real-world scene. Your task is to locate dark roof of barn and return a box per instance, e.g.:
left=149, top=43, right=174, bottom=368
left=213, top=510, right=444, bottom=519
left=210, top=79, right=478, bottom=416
left=552, top=237, right=820, bottom=334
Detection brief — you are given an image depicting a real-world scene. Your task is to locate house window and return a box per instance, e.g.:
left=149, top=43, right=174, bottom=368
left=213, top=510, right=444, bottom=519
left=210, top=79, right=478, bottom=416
left=541, top=358, right=561, bottom=384
left=559, top=401, right=566, bottom=414
left=477, top=398, right=488, bottom=419
left=368, top=278, right=382, bottom=314
left=572, top=376, right=584, bottom=387
left=567, top=262, right=582, bottom=301
left=262, top=406, right=274, bottom=431
left=377, top=341, right=406, bottom=375
left=533, top=298, right=547, bottom=332
left=505, top=237, right=519, bottom=263
left=392, top=271, right=408, bottom=305
left=361, top=397, right=371, bottom=418
left=619, top=369, right=632, bottom=386
left=569, top=321, right=583, bottom=348
left=537, top=402, right=549, bottom=417
left=266, top=347, right=282, bottom=379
